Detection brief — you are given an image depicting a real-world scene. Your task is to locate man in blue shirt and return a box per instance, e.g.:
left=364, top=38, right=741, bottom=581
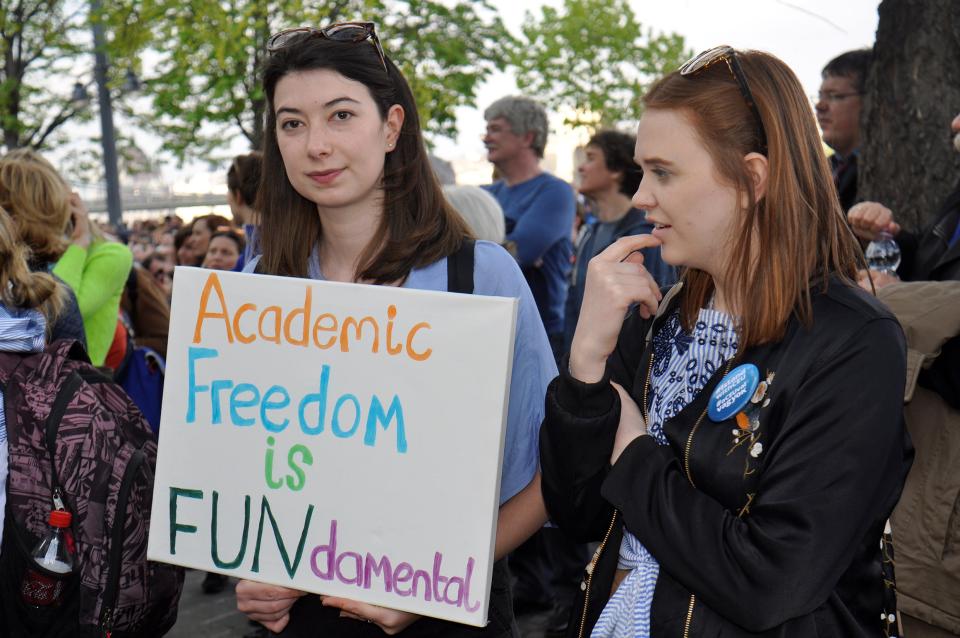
left=482, top=96, right=576, bottom=361
left=482, top=95, right=581, bottom=635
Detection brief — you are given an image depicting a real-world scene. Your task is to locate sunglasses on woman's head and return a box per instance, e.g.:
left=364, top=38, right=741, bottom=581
left=267, top=21, right=387, bottom=73
left=680, top=45, right=768, bottom=155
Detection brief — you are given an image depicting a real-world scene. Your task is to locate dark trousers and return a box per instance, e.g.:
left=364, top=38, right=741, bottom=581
left=508, top=527, right=591, bottom=613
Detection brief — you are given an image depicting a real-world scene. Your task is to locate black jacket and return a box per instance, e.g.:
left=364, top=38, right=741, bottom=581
left=899, top=183, right=960, bottom=283
left=830, top=153, right=859, bottom=213
left=540, top=279, right=913, bottom=637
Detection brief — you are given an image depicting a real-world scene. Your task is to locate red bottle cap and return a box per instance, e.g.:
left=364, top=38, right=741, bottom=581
left=48, top=510, right=72, bottom=528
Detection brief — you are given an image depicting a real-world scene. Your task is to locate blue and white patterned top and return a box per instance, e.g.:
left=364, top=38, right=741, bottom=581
left=592, top=307, right=738, bottom=638
left=0, top=303, right=48, bottom=553
left=0, top=303, right=47, bottom=445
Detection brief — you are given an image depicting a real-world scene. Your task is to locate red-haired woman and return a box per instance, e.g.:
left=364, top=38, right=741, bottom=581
left=541, top=47, right=912, bottom=637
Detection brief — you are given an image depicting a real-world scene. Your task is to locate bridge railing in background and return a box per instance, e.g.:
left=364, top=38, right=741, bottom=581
left=85, top=192, right=228, bottom=214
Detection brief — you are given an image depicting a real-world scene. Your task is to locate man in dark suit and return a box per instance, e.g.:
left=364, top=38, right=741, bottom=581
left=816, top=49, right=872, bottom=212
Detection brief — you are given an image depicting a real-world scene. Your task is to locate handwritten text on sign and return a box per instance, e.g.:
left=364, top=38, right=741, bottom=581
left=147, top=267, right=518, bottom=626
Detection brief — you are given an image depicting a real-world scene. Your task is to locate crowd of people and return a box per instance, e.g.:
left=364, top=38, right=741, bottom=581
left=0, top=17, right=958, bottom=638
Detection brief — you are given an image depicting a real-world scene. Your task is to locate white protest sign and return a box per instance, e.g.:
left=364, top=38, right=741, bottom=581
left=147, top=267, right=518, bottom=627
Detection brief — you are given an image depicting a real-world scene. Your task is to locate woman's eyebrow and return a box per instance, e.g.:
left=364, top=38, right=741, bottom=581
left=275, top=96, right=361, bottom=115
left=637, top=156, right=675, bottom=166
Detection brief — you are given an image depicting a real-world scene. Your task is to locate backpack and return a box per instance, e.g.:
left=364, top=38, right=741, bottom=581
left=0, top=339, right=183, bottom=638
left=447, top=239, right=475, bottom=294
left=114, top=328, right=165, bottom=435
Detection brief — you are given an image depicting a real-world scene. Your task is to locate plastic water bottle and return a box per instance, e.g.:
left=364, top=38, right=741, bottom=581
left=20, top=510, right=75, bottom=607
left=865, top=230, right=901, bottom=274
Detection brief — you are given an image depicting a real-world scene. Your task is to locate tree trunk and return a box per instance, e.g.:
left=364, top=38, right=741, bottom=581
left=246, top=0, right=269, bottom=152
left=3, top=34, right=22, bottom=150
left=859, top=0, right=960, bottom=233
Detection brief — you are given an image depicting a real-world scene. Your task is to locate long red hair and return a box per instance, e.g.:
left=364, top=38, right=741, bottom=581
left=644, top=49, right=861, bottom=347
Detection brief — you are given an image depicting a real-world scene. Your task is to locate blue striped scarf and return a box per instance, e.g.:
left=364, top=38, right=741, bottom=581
left=592, top=308, right=737, bottom=637
left=0, top=303, right=48, bottom=546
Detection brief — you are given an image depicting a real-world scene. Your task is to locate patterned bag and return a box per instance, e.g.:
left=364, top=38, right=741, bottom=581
left=0, top=339, right=183, bottom=637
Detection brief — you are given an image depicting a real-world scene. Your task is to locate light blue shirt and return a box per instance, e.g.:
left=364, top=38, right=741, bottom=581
left=245, top=241, right=556, bottom=505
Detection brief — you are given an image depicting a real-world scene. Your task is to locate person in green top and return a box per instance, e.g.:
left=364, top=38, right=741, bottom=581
left=53, top=193, right=132, bottom=367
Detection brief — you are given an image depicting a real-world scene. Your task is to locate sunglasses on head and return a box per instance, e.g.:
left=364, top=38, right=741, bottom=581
left=680, top=45, right=768, bottom=154
left=267, top=21, right=387, bottom=72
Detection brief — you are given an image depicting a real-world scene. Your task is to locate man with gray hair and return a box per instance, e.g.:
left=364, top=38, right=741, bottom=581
left=482, top=96, right=576, bottom=360
left=483, top=96, right=582, bottom=636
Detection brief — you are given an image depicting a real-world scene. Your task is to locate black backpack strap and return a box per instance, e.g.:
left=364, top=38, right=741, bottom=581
left=447, top=239, right=475, bottom=294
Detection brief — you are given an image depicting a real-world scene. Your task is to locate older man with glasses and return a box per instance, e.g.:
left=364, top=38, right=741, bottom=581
left=815, top=48, right=872, bottom=212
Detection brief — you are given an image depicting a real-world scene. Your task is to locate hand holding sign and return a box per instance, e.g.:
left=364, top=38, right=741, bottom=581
left=236, top=580, right=307, bottom=633
left=570, top=234, right=664, bottom=383
left=322, top=597, right=421, bottom=634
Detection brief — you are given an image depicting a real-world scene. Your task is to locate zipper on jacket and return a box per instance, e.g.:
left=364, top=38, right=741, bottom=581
left=681, top=415, right=701, bottom=636
left=683, top=594, right=696, bottom=638
left=578, top=510, right=619, bottom=638
left=680, top=374, right=719, bottom=635
left=682, top=359, right=733, bottom=490
left=102, top=606, right=114, bottom=638
left=100, top=445, right=148, bottom=636
left=683, top=413, right=706, bottom=489
left=571, top=224, right=595, bottom=288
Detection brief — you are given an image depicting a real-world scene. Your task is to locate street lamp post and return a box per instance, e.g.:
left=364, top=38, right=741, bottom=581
left=90, top=0, right=123, bottom=229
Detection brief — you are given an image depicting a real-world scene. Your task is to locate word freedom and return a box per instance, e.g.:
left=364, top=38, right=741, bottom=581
left=187, top=347, right=408, bottom=453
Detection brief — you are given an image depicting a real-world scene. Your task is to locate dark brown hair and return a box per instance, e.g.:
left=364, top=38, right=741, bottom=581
left=587, top=130, right=641, bottom=197
left=210, top=228, right=246, bottom=255
left=174, top=225, right=191, bottom=252
left=644, top=49, right=862, bottom=347
left=822, top=48, right=872, bottom=94
left=193, top=214, right=232, bottom=235
left=227, top=152, right=263, bottom=209
left=257, top=30, right=471, bottom=281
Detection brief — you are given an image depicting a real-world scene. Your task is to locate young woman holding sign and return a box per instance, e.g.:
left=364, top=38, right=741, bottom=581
left=540, top=47, right=913, bottom=637
left=235, top=22, right=554, bottom=637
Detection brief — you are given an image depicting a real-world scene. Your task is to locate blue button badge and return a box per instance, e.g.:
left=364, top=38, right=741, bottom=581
left=708, top=364, right=760, bottom=422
